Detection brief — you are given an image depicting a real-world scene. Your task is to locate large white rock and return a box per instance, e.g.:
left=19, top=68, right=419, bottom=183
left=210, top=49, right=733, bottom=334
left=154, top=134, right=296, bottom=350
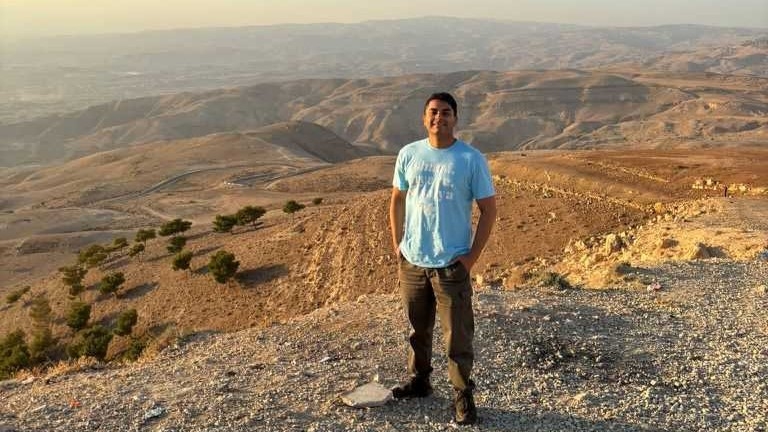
left=340, top=382, right=393, bottom=408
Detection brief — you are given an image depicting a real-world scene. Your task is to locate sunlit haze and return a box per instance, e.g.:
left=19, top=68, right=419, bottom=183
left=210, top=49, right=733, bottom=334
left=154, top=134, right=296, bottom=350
left=1, top=0, right=767, bottom=39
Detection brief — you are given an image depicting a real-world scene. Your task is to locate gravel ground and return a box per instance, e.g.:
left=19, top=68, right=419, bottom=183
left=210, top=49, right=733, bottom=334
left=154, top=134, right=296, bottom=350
left=1, top=256, right=766, bottom=431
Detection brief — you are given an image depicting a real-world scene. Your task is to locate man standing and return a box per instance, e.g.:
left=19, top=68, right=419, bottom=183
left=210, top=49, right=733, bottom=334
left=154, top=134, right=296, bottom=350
left=389, top=92, right=497, bottom=425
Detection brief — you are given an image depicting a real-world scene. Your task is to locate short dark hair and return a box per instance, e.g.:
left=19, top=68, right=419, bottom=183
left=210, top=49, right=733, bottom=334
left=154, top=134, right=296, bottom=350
left=424, top=92, right=458, bottom=116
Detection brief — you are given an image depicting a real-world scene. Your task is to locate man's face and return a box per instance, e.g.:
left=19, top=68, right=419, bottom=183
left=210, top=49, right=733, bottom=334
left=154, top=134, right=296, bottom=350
left=423, top=100, right=456, bottom=136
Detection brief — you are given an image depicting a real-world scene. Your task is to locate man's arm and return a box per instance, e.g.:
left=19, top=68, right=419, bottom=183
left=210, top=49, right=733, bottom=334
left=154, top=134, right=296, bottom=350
left=458, top=195, right=497, bottom=271
left=389, top=187, right=407, bottom=256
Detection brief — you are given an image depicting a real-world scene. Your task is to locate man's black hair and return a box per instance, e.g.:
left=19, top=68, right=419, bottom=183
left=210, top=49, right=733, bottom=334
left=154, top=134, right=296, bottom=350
left=424, top=92, right=458, bottom=117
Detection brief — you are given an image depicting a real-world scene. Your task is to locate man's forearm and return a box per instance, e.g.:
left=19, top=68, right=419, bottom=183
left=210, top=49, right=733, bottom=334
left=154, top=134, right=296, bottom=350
left=469, top=209, right=496, bottom=261
left=389, top=190, right=405, bottom=254
left=464, top=196, right=497, bottom=269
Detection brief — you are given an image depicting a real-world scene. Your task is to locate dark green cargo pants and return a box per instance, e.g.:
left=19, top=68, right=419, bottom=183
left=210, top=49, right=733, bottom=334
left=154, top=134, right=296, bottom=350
left=398, top=256, right=475, bottom=391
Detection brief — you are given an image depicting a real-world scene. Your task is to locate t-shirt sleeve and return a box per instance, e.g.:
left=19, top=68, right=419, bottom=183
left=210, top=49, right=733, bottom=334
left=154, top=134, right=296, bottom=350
left=472, top=153, right=495, bottom=199
left=392, top=151, right=409, bottom=190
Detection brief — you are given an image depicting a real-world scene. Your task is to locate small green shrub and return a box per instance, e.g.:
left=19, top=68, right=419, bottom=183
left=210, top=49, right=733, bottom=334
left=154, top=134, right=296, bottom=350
left=113, top=309, right=138, bottom=336
left=111, top=237, right=128, bottom=250
left=129, top=243, right=145, bottom=257
left=66, top=302, right=91, bottom=331
left=135, top=229, right=156, bottom=243
left=172, top=250, right=193, bottom=271
left=29, top=296, right=52, bottom=329
left=28, top=296, right=54, bottom=362
left=78, top=245, right=108, bottom=268
left=67, top=325, right=113, bottom=360
left=67, top=282, right=85, bottom=297
left=158, top=219, right=192, bottom=237
left=283, top=200, right=305, bottom=214
left=59, top=265, right=87, bottom=295
left=235, top=205, right=266, bottom=226
left=166, top=235, right=187, bottom=253
left=312, top=197, right=323, bottom=205
left=208, top=251, right=240, bottom=284
left=99, top=272, right=125, bottom=296
left=29, top=329, right=54, bottom=362
left=123, top=338, right=146, bottom=361
left=5, top=286, right=30, bottom=304
left=213, top=214, right=237, bottom=234
left=0, top=330, right=30, bottom=379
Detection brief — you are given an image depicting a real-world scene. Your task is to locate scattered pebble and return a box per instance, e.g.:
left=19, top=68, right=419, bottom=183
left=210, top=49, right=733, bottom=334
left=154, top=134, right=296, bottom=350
left=2, top=261, right=767, bottom=431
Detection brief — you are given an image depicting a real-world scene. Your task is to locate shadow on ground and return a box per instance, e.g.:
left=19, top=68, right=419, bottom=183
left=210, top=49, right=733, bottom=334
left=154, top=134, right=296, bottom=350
left=121, top=281, right=159, bottom=300
left=236, top=264, right=288, bottom=288
left=194, top=246, right=221, bottom=257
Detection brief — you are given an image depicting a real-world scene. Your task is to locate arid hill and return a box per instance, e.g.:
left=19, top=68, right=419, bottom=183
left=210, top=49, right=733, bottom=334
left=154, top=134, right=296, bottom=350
left=1, top=148, right=767, bottom=365
left=2, top=70, right=767, bottom=167
left=0, top=121, right=363, bottom=288
left=632, top=36, right=768, bottom=76
left=1, top=121, right=363, bottom=208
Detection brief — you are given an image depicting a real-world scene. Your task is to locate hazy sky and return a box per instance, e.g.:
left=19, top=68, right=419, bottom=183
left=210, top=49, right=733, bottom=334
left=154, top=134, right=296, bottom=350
left=1, top=0, right=766, bottom=39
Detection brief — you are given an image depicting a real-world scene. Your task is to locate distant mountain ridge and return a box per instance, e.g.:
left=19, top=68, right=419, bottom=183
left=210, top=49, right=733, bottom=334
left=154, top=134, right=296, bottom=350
left=2, top=69, right=767, bottom=167
left=631, top=39, right=768, bottom=76
left=2, top=17, right=766, bottom=123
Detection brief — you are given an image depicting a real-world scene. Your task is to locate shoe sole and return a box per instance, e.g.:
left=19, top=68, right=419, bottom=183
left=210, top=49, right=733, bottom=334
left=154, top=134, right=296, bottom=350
left=392, top=389, right=433, bottom=399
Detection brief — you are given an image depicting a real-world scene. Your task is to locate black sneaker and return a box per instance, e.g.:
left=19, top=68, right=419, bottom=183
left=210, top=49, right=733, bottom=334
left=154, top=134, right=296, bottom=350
left=454, top=388, right=477, bottom=425
left=391, top=376, right=433, bottom=399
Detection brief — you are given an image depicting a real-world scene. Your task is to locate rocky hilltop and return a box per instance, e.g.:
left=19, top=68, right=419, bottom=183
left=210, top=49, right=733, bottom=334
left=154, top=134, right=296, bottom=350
left=1, top=198, right=767, bottom=431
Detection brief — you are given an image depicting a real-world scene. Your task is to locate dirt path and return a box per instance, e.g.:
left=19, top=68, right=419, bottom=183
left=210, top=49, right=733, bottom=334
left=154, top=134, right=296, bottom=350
left=138, top=205, right=174, bottom=222
left=728, top=198, right=768, bottom=232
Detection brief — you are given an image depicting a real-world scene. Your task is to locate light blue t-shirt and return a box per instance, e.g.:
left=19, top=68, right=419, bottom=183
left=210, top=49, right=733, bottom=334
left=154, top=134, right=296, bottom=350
left=393, top=138, right=495, bottom=268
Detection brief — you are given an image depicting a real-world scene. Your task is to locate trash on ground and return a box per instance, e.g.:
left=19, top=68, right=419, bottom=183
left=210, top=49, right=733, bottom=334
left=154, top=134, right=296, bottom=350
left=647, top=282, right=662, bottom=292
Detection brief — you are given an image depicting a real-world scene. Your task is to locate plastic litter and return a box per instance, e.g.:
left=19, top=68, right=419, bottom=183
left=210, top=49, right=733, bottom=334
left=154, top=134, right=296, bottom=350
left=647, top=282, right=662, bottom=292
